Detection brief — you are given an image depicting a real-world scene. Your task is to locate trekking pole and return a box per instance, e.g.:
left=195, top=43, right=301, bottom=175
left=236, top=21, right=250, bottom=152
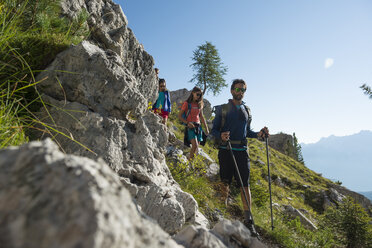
left=226, top=140, right=255, bottom=225
left=265, top=137, right=274, bottom=230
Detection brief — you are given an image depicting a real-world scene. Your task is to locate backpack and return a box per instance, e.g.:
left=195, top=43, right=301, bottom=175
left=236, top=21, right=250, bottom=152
left=212, top=103, right=252, bottom=147
left=214, top=103, right=252, bottom=130
left=181, top=102, right=192, bottom=125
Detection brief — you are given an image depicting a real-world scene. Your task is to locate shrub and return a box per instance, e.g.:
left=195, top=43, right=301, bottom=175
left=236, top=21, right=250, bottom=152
left=321, top=196, right=372, bottom=248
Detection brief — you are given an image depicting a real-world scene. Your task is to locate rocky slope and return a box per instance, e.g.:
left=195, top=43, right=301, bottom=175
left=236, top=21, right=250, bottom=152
left=0, top=139, right=265, bottom=248
left=35, top=0, right=207, bottom=235
left=0, top=139, right=181, bottom=248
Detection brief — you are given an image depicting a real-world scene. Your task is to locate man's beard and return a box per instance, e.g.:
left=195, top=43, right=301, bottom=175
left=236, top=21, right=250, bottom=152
left=233, top=94, right=243, bottom=101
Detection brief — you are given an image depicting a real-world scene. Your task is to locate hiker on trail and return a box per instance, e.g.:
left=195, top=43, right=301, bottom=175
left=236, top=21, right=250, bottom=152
left=152, top=78, right=171, bottom=125
left=211, top=79, right=269, bottom=237
left=178, top=87, right=209, bottom=160
left=155, top=68, right=159, bottom=80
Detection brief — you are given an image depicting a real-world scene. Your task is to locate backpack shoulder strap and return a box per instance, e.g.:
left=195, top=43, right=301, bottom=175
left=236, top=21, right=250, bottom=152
left=220, top=103, right=230, bottom=131
left=185, top=102, right=192, bottom=119
left=243, top=105, right=252, bottom=125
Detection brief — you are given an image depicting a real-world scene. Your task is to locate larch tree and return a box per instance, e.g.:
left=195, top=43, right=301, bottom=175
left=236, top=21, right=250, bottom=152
left=190, top=41, right=228, bottom=96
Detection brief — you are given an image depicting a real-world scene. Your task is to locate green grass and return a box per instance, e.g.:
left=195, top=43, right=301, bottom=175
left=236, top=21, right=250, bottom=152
left=0, top=96, right=28, bottom=147
left=0, top=0, right=89, bottom=148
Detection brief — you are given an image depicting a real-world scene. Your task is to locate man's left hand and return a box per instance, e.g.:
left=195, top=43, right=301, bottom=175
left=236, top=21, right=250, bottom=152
left=258, top=126, right=269, bottom=139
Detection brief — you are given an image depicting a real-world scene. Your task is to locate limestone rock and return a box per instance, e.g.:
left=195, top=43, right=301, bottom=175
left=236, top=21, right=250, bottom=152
left=0, top=139, right=181, bottom=248
left=328, top=185, right=371, bottom=216
left=174, top=225, right=227, bottom=248
left=37, top=40, right=153, bottom=120
left=212, top=219, right=254, bottom=247
left=174, top=219, right=267, bottom=248
left=36, top=95, right=204, bottom=234
left=61, top=0, right=154, bottom=82
left=35, top=0, right=209, bottom=234
left=283, top=205, right=317, bottom=231
left=268, top=133, right=296, bottom=159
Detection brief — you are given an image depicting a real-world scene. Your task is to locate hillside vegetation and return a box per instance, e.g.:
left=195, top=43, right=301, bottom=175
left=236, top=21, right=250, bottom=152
left=166, top=105, right=372, bottom=247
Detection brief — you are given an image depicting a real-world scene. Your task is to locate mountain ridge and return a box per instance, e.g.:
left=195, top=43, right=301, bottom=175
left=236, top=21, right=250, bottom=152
left=301, top=130, right=372, bottom=192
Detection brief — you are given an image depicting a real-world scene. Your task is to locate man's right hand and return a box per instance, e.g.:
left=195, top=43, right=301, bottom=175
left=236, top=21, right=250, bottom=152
left=221, top=131, right=230, bottom=142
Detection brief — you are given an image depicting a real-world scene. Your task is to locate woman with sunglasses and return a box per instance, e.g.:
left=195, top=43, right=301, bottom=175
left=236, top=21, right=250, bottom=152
left=178, top=86, right=209, bottom=160
left=152, top=78, right=171, bottom=124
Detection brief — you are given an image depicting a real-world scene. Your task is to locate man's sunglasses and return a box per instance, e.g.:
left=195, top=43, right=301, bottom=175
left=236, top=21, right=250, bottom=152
left=195, top=93, right=202, bottom=97
left=234, top=87, right=246, bottom=93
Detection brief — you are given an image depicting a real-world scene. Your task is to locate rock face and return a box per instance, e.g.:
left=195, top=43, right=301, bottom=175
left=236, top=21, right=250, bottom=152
left=35, top=0, right=207, bottom=234
left=268, top=133, right=296, bottom=159
left=326, top=185, right=372, bottom=216
left=0, top=139, right=182, bottom=248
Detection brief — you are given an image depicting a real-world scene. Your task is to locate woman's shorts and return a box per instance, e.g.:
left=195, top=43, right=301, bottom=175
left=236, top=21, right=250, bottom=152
left=188, top=124, right=203, bottom=142
left=153, top=108, right=169, bottom=119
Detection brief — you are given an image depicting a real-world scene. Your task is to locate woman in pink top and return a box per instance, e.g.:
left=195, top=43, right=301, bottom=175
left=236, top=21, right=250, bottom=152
left=178, top=87, right=209, bottom=160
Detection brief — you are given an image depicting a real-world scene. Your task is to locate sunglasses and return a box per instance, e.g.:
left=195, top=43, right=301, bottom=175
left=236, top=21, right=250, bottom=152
left=196, top=93, right=202, bottom=97
left=234, top=87, right=246, bottom=93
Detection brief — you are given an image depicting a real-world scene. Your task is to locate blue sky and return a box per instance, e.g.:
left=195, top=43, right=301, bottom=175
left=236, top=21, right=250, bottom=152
left=118, top=0, right=372, bottom=144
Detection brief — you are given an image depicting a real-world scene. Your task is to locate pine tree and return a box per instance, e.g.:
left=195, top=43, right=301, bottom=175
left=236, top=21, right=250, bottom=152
left=293, top=133, right=304, bottom=164
left=190, top=41, right=228, bottom=96
left=360, top=84, right=372, bottom=99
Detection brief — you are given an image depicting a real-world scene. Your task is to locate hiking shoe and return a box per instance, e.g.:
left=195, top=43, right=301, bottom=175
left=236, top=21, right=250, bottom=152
left=244, top=220, right=261, bottom=239
left=224, top=195, right=235, bottom=207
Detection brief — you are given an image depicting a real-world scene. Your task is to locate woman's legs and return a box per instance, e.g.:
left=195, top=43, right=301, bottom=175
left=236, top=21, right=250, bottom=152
left=189, top=138, right=199, bottom=160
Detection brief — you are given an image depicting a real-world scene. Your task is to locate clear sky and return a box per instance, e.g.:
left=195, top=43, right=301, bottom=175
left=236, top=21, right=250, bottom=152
left=118, top=0, right=372, bottom=144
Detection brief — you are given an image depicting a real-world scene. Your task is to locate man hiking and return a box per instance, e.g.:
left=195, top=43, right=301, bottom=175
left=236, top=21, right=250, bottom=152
left=211, top=79, right=269, bottom=237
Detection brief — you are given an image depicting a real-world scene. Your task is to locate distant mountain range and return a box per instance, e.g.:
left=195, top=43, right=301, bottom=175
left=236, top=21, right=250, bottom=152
left=359, top=191, right=372, bottom=202
left=301, top=130, right=372, bottom=192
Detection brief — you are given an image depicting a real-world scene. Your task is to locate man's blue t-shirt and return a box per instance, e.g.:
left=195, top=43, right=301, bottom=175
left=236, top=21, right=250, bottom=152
left=211, top=100, right=258, bottom=150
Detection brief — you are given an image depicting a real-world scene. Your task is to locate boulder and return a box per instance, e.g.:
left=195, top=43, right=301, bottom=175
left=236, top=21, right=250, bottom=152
left=174, top=225, right=227, bottom=248
left=283, top=205, right=317, bottom=231
left=174, top=219, right=267, bottom=248
left=212, top=219, right=267, bottom=248
left=0, top=139, right=181, bottom=248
